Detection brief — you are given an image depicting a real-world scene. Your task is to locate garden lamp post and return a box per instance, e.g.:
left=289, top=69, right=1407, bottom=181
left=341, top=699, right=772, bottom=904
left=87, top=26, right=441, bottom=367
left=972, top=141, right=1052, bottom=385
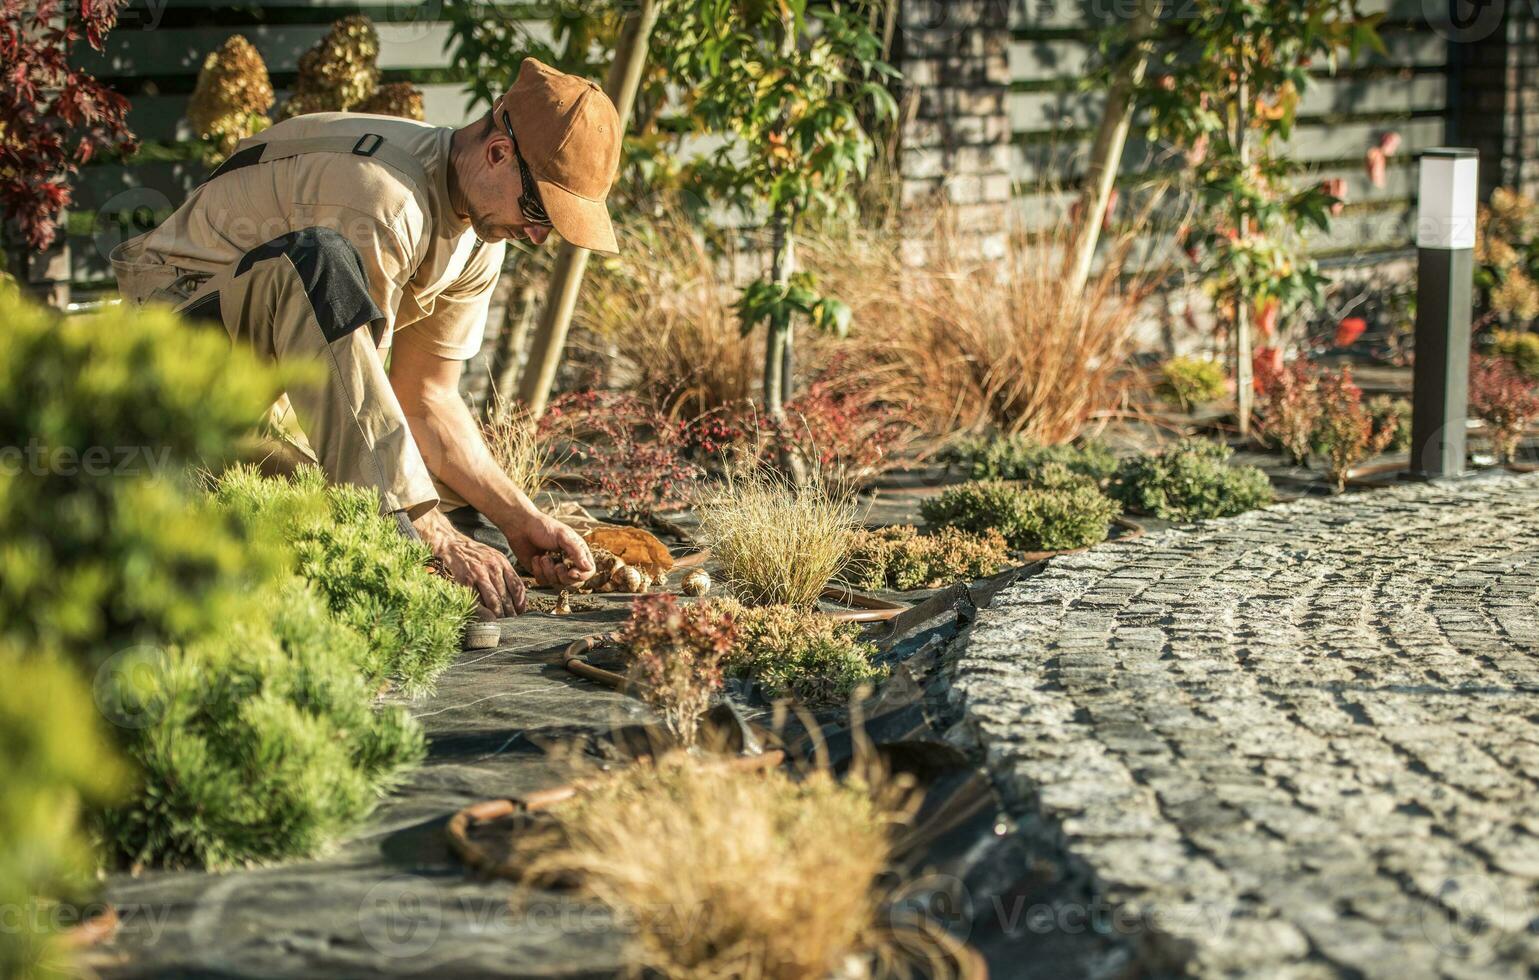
left=1409, top=148, right=1478, bottom=479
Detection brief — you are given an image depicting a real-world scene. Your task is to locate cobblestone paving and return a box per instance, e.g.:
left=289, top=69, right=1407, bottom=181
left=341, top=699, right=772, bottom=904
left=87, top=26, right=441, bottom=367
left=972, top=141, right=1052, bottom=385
left=954, top=474, right=1539, bottom=979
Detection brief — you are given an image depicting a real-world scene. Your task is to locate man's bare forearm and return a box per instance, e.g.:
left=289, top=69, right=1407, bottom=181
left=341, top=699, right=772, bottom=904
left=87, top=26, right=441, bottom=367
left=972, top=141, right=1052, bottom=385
left=407, top=389, right=540, bottom=531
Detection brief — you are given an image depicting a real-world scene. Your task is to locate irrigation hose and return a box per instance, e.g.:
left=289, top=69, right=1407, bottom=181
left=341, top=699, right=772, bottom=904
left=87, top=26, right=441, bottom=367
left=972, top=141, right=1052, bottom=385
left=444, top=749, right=787, bottom=879
left=61, top=904, right=119, bottom=949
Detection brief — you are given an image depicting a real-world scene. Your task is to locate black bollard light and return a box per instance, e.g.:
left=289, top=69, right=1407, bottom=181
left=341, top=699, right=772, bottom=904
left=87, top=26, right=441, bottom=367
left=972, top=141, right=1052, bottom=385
left=1409, top=148, right=1479, bottom=480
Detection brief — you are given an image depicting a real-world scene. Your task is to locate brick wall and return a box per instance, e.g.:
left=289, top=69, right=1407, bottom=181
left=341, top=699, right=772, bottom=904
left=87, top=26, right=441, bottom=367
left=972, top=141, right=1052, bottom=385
left=896, top=0, right=1013, bottom=258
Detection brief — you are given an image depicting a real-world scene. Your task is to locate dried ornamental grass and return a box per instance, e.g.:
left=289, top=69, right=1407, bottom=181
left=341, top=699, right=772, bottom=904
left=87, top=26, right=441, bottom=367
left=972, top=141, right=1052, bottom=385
left=862, top=215, right=1155, bottom=441
left=578, top=212, right=761, bottom=419
left=482, top=397, right=556, bottom=500
left=187, top=35, right=273, bottom=160
left=693, top=469, right=858, bottom=608
left=522, top=754, right=905, bottom=980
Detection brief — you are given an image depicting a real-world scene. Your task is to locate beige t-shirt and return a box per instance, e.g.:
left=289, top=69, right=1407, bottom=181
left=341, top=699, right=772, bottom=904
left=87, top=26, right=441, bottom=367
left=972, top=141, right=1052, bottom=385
left=136, top=113, right=505, bottom=360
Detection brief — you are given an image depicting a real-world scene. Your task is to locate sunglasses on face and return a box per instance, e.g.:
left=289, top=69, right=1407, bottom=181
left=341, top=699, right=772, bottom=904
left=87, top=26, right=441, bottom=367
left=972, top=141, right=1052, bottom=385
left=500, top=111, right=552, bottom=228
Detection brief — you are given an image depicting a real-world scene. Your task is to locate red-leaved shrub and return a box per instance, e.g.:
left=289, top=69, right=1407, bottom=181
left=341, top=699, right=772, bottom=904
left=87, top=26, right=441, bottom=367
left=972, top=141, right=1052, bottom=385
left=1470, top=354, right=1539, bottom=463
left=1, top=0, right=137, bottom=251
left=1313, top=366, right=1397, bottom=492
left=1256, top=360, right=1322, bottom=466
left=618, top=595, right=738, bottom=747
left=539, top=390, right=703, bottom=522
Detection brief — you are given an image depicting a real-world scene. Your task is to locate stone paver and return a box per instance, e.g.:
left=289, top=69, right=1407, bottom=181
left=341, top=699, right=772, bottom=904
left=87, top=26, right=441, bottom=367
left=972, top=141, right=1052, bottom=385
left=954, top=473, right=1539, bottom=979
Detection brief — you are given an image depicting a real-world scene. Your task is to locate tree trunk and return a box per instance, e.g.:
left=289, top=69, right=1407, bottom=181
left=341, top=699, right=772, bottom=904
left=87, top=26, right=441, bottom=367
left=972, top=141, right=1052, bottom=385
left=483, top=282, right=539, bottom=420
left=1234, top=77, right=1254, bottom=439
left=765, top=205, right=807, bottom=482
left=1065, top=0, right=1162, bottom=294
left=517, top=0, right=662, bottom=417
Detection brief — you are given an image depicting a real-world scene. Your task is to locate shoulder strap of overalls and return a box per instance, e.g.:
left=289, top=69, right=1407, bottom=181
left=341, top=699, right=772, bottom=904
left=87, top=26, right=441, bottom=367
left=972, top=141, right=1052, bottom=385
left=205, top=132, right=430, bottom=194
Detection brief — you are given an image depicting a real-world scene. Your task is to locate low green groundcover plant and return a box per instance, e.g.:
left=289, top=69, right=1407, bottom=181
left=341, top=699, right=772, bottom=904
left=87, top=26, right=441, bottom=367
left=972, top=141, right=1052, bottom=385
left=1110, top=439, right=1273, bottom=521
left=845, top=525, right=1012, bottom=591
left=720, top=601, right=884, bottom=704
left=213, top=466, right=475, bottom=696
left=920, top=479, right=1120, bottom=552
left=950, top=435, right=1118, bottom=485
left=99, top=580, right=425, bottom=870
left=1157, top=355, right=1228, bottom=411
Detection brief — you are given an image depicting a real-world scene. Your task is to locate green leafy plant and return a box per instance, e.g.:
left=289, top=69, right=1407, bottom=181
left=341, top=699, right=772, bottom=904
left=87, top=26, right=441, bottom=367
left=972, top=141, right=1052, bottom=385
left=1111, top=440, right=1274, bottom=519
left=1145, top=1, right=1379, bottom=411
left=921, top=480, right=1121, bottom=552
left=951, top=435, right=1118, bottom=485
left=720, top=601, right=883, bottom=705
left=618, top=595, right=737, bottom=747
left=1492, top=329, right=1539, bottom=380
left=845, top=525, right=1013, bottom=592
left=212, top=466, right=476, bottom=697
left=99, top=581, right=426, bottom=870
left=1311, top=367, right=1397, bottom=492
left=0, top=649, right=124, bottom=980
left=1157, top=355, right=1228, bottom=411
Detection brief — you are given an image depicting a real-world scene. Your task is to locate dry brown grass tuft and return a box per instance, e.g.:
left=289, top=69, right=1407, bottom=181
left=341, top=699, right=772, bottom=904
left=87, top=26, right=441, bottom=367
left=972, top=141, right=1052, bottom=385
left=859, top=208, right=1161, bottom=443
left=577, top=211, right=761, bottom=419
left=482, top=396, right=556, bottom=500
left=693, top=467, right=858, bottom=608
left=522, top=753, right=909, bottom=980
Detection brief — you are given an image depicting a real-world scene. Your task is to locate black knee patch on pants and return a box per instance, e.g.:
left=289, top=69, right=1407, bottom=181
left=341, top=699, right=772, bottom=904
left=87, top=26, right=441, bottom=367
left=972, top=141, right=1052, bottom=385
left=235, top=227, right=384, bottom=344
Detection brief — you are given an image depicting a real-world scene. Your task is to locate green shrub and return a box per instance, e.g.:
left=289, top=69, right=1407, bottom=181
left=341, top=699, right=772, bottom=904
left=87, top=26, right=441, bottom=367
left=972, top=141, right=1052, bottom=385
left=1492, top=329, right=1539, bottom=380
left=951, top=435, right=1117, bottom=485
left=1156, top=355, right=1228, bottom=410
left=1, top=649, right=124, bottom=980
left=212, top=466, right=475, bottom=696
left=99, top=581, right=425, bottom=870
left=844, top=525, right=1012, bottom=591
left=721, top=602, right=883, bottom=704
left=920, top=479, right=1120, bottom=551
left=0, top=284, right=294, bottom=662
left=1110, top=440, right=1273, bottom=520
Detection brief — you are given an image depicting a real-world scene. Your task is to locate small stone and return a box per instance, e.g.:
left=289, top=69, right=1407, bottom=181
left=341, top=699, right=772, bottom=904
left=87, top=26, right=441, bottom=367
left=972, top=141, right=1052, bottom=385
left=681, top=569, right=712, bottom=597
left=552, top=591, right=572, bottom=616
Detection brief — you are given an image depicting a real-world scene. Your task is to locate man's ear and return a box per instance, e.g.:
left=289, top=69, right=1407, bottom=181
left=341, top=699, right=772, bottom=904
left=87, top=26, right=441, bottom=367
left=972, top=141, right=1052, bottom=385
left=486, top=133, right=513, bottom=169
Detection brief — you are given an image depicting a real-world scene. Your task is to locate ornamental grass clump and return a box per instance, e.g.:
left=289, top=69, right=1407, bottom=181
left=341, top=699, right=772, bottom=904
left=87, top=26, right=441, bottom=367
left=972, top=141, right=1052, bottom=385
left=483, top=397, right=557, bottom=500
left=1470, top=354, right=1539, bottom=462
left=720, top=600, right=883, bottom=704
left=920, top=479, right=1120, bottom=552
left=99, top=581, right=426, bottom=870
left=951, top=434, right=1118, bottom=485
left=1157, top=355, right=1228, bottom=411
left=693, top=468, right=858, bottom=607
left=618, top=595, right=737, bottom=747
left=845, top=525, right=1012, bottom=591
left=1110, top=440, right=1274, bottom=519
left=187, top=35, right=273, bottom=161
left=212, top=466, right=475, bottom=696
left=522, top=754, right=906, bottom=980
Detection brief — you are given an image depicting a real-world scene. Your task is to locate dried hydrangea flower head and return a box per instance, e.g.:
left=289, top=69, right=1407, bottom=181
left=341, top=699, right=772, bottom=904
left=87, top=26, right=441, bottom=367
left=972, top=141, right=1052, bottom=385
left=356, top=82, right=426, bottom=121
left=279, top=15, right=380, bottom=119
left=187, top=35, right=274, bottom=160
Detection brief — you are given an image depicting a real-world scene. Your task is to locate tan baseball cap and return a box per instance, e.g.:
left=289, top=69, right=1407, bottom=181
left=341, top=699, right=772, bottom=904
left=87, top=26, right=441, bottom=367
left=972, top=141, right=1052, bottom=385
left=495, top=58, right=620, bottom=254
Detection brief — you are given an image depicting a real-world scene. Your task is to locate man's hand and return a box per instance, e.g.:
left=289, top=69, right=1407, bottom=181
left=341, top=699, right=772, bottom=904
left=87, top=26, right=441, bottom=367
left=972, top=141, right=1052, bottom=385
left=415, top=510, right=526, bottom=617
left=507, top=514, right=596, bottom=588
